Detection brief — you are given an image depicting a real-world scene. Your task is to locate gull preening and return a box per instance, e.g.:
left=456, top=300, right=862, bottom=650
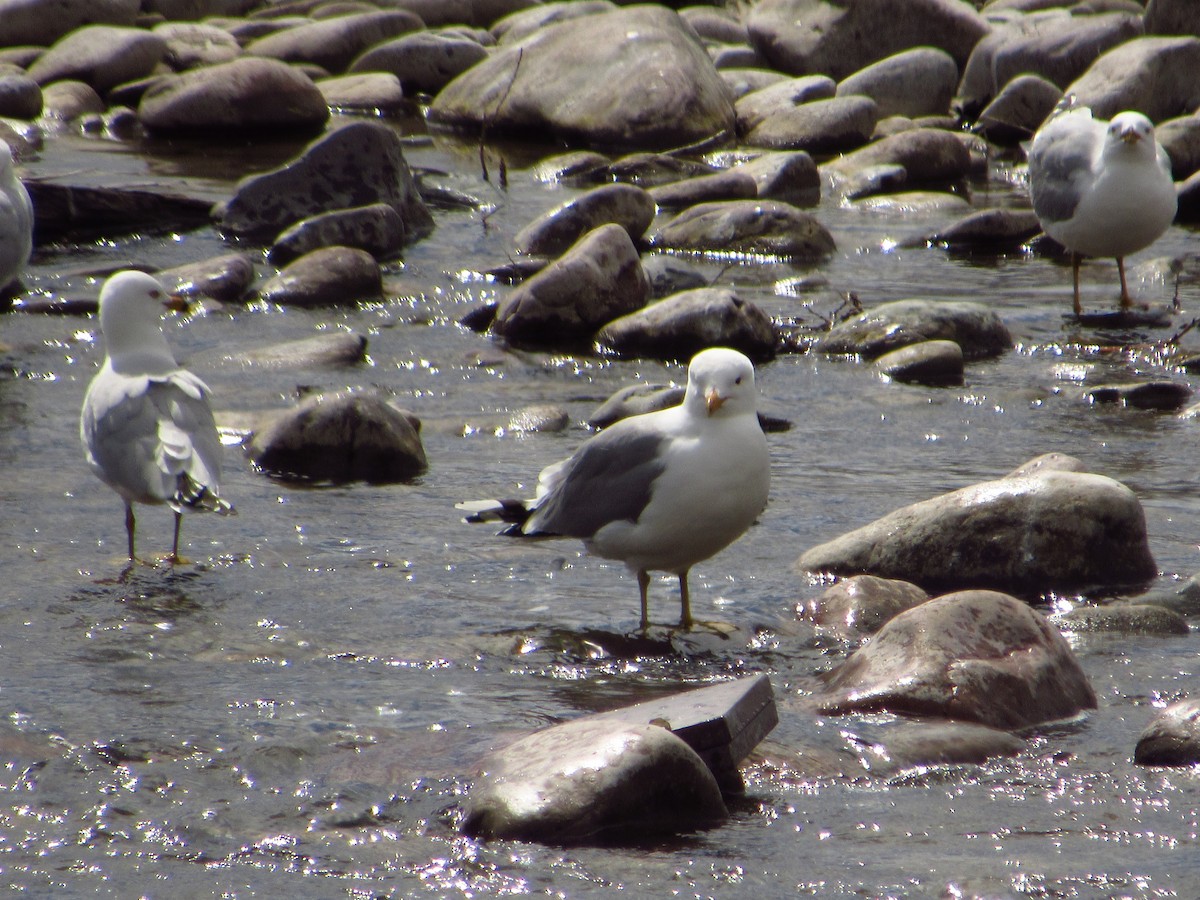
left=0, top=139, right=33, bottom=294
left=459, top=347, right=770, bottom=629
left=1027, top=100, right=1177, bottom=315
left=80, top=270, right=233, bottom=569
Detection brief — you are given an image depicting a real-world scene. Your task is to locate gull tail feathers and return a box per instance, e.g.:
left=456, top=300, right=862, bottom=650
left=173, top=473, right=236, bottom=516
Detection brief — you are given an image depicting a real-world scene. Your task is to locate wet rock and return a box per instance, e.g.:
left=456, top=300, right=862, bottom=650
left=1177, top=169, right=1200, bottom=223
left=873, top=339, right=964, bottom=386
left=1134, top=699, right=1200, bottom=766
left=973, top=73, right=1062, bottom=146
left=1145, top=0, right=1200, bottom=38
left=817, top=299, right=1011, bottom=361
left=248, top=389, right=427, bottom=484
left=531, top=150, right=610, bottom=183
left=648, top=169, right=758, bottom=211
left=834, top=163, right=907, bottom=201
left=316, top=72, right=407, bottom=113
left=492, top=223, right=648, bottom=347
left=650, top=199, right=836, bottom=260
left=734, top=75, right=838, bottom=134
left=746, top=0, right=989, bottom=81
left=216, top=121, right=433, bottom=241
left=837, top=47, right=958, bottom=119
left=682, top=6, right=749, bottom=45
left=0, top=0, right=140, bottom=47
left=798, top=462, right=1157, bottom=597
left=233, top=332, right=368, bottom=369
left=0, top=74, right=42, bottom=120
left=139, top=57, right=329, bottom=135
left=514, top=183, right=656, bottom=257
left=818, top=590, right=1098, bottom=730
left=158, top=252, right=256, bottom=302
left=1085, top=380, right=1192, bottom=411
left=26, top=178, right=212, bottom=239
left=596, top=287, right=777, bottom=363
left=822, top=128, right=973, bottom=193
left=429, top=6, right=736, bottom=151
left=721, top=67, right=791, bottom=100
left=507, top=404, right=569, bottom=433
left=841, top=719, right=1025, bottom=773
left=641, top=254, right=708, bottom=299
left=1155, top=112, right=1200, bottom=180
left=588, top=383, right=685, bottom=429
left=245, top=11, right=424, bottom=73
left=350, top=31, right=489, bottom=95
left=258, top=246, right=383, bottom=308
left=1052, top=602, right=1190, bottom=636
left=745, top=95, right=878, bottom=154
left=1064, top=35, right=1200, bottom=122
left=27, top=25, right=165, bottom=96
left=270, top=202, right=407, bottom=264
left=154, top=22, right=242, bottom=70
left=731, top=151, right=820, bottom=206
left=461, top=719, right=727, bottom=843
left=927, top=208, right=1042, bottom=251
left=798, top=574, right=929, bottom=640
left=41, top=81, right=105, bottom=121
left=603, top=153, right=718, bottom=187
left=851, top=190, right=969, bottom=215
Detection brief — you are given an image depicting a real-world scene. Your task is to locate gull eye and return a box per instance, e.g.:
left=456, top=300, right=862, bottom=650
left=150, top=289, right=162, bottom=299
left=734, top=376, right=743, bottom=385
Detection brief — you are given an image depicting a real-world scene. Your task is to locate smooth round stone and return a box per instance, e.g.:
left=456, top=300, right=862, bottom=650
left=349, top=31, right=489, bottom=95
left=1052, top=603, right=1190, bottom=636
left=851, top=191, right=970, bottom=214
left=927, top=208, right=1042, bottom=251
left=158, top=252, right=256, bottom=302
left=1157, top=112, right=1200, bottom=181
left=0, top=74, right=41, bottom=120
left=648, top=169, right=759, bottom=210
left=732, top=151, right=820, bottom=206
left=822, top=127, right=973, bottom=190
left=651, top=199, right=835, bottom=259
left=681, top=6, right=748, bottom=44
left=258, top=246, right=383, bottom=307
left=873, top=340, right=964, bottom=386
left=269, top=202, right=407, bottom=264
left=641, top=253, right=708, bottom=299
left=27, top=25, right=166, bottom=94
left=492, top=1, right=617, bottom=45
left=745, top=94, right=878, bottom=154
left=721, top=67, right=791, bottom=100
left=974, top=73, right=1062, bottom=146
left=818, top=299, right=1011, bottom=360
left=153, top=22, right=242, bottom=69
left=514, top=182, right=656, bottom=257
left=40, top=81, right=105, bottom=120
left=531, top=150, right=610, bottom=183
left=1064, top=35, right=1200, bottom=123
left=836, top=47, right=959, bottom=119
left=799, top=574, right=929, bottom=640
left=1135, top=699, right=1200, bottom=766
left=316, top=72, right=406, bottom=112
left=245, top=10, right=425, bottom=73
left=588, top=383, right=684, bottom=429
left=1085, top=381, right=1193, bottom=411
left=232, top=332, right=369, bottom=369
left=507, top=404, right=569, bottom=433
left=0, top=0, right=140, bottom=49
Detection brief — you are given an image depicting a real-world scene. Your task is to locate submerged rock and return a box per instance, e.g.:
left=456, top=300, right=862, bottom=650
left=1134, top=699, right=1200, bottom=766
left=818, top=590, right=1098, bottom=730
left=258, top=247, right=382, bottom=308
left=799, top=574, right=929, bottom=640
left=1052, top=603, right=1190, bottom=636
left=873, top=339, right=964, bottom=386
left=231, top=332, right=368, bottom=369
left=158, top=252, right=256, bottom=302
left=817, top=299, right=1011, bottom=360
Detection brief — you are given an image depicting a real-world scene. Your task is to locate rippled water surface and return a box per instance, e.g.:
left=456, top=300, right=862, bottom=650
left=3, top=118, right=1200, bottom=897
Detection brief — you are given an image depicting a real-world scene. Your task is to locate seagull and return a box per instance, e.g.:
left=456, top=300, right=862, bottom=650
left=0, top=139, right=33, bottom=295
left=1027, top=100, right=1177, bottom=316
left=459, top=347, right=770, bottom=629
left=80, top=270, right=234, bottom=569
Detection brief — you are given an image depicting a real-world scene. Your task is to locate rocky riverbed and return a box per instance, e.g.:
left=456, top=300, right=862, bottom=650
left=3, top=0, right=1200, bottom=896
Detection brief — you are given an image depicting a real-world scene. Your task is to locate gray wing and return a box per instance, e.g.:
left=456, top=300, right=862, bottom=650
left=524, top=426, right=670, bottom=540
left=1028, top=114, right=1101, bottom=225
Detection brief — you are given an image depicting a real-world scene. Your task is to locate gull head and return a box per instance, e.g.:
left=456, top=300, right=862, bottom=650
left=686, top=347, right=759, bottom=418
left=97, top=270, right=186, bottom=373
left=1107, top=111, right=1156, bottom=152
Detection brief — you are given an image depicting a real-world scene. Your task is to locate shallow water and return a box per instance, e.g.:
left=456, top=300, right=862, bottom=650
left=3, top=116, right=1199, bottom=898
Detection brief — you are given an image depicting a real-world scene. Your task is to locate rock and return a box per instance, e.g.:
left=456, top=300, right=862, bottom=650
left=514, top=183, right=656, bottom=257
left=1052, top=602, right=1190, bottom=635
left=841, top=720, right=1025, bottom=772
left=394, top=0, right=531, bottom=30
left=248, top=389, right=426, bottom=484
left=746, top=0, right=989, bottom=81
left=1084, top=380, right=1192, bottom=410
left=596, top=287, right=778, bottom=363
left=836, top=47, right=958, bottom=119
left=731, top=151, right=820, bottom=206
left=531, top=150, right=610, bottom=183
left=26, top=25, right=165, bottom=95
left=429, top=6, right=736, bottom=151
left=154, top=22, right=242, bottom=70
left=461, top=719, right=728, bottom=843
left=798, top=574, right=929, bottom=640
left=1155, top=112, right=1200, bottom=180
left=588, top=383, right=685, bottom=429
left=1177, top=169, right=1200, bottom=223
left=734, top=74, right=838, bottom=134
left=506, top=404, right=569, bottom=433
left=822, top=128, right=973, bottom=192
left=833, top=163, right=908, bottom=201
left=647, top=169, right=758, bottom=210
left=650, top=199, right=836, bottom=260
left=603, top=153, right=718, bottom=187
left=1145, top=0, right=1200, bottom=38
left=818, top=591, right=1098, bottom=730
left=721, top=67, right=791, bottom=100
left=798, top=462, right=1157, bottom=597
left=641, top=254, right=709, bottom=299
left=232, top=332, right=368, bottom=369
left=270, top=202, right=407, bottom=264
left=817, top=299, right=1011, bottom=360
left=1134, top=699, right=1200, bottom=766
left=873, top=339, right=964, bottom=386
left=258, top=246, right=383, bottom=307
left=26, top=178, right=211, bottom=239
left=1063, top=35, right=1200, bottom=122
left=146, top=0, right=253, bottom=18
left=851, top=190, right=969, bottom=215
left=349, top=31, right=489, bottom=95
left=709, top=43, right=765, bottom=70
left=973, top=73, right=1062, bottom=145
left=0, top=0, right=140, bottom=48
left=491, top=223, right=648, bottom=347
left=316, top=72, right=407, bottom=113
left=216, top=121, right=433, bottom=241
left=158, top=252, right=256, bottom=302
left=927, top=208, right=1043, bottom=251
left=40, top=81, right=105, bottom=121
left=491, top=0, right=617, bottom=45
left=245, top=11, right=424, bottom=73
left=0, top=74, right=42, bottom=120
left=139, top=57, right=329, bottom=135
left=682, top=6, right=749, bottom=45
left=745, top=94, right=878, bottom=154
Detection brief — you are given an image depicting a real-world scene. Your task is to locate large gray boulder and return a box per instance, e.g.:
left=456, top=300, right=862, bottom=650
left=0, top=0, right=139, bottom=47
left=836, top=47, right=959, bottom=119
left=818, top=590, right=1098, bottom=730
left=817, top=299, right=1011, bottom=360
left=27, top=26, right=166, bottom=95
left=798, top=457, right=1158, bottom=597
left=1063, top=35, right=1200, bottom=122
left=429, top=6, right=736, bottom=150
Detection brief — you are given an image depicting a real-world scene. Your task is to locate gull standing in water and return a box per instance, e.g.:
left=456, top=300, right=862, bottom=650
left=0, top=139, right=33, bottom=295
left=81, top=270, right=233, bottom=569
left=459, top=347, right=770, bottom=629
left=1027, top=99, right=1176, bottom=315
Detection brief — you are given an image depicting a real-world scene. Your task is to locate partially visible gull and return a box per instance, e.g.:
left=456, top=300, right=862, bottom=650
left=0, top=139, right=33, bottom=294
left=81, top=270, right=234, bottom=568
left=459, top=347, right=770, bottom=629
left=1027, top=100, right=1176, bottom=315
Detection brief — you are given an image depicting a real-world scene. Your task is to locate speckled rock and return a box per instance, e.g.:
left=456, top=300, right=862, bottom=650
left=798, top=462, right=1157, bottom=597
left=492, top=223, right=648, bottom=347
left=245, top=10, right=424, bottom=73
left=258, top=246, right=383, bottom=308
left=0, top=0, right=139, bottom=48
left=873, top=339, right=964, bottom=386
left=461, top=719, right=728, bottom=843
left=1134, top=699, right=1200, bottom=766
left=270, top=203, right=407, bottom=264
left=651, top=199, right=835, bottom=259
left=818, top=590, right=1097, bottom=730
left=596, top=287, right=778, bottom=362
left=836, top=47, right=959, bottom=119
left=745, top=94, right=878, bottom=154
left=798, top=574, right=929, bottom=640
left=818, top=299, right=1011, bottom=360
left=429, top=6, right=736, bottom=151
left=27, top=26, right=165, bottom=95
left=1052, top=603, right=1190, bottom=636
left=248, top=389, right=426, bottom=484
left=216, top=121, right=433, bottom=241
left=350, top=31, right=489, bottom=95
left=514, top=183, right=656, bottom=257
left=1063, top=35, right=1200, bottom=122
left=158, top=252, right=256, bottom=302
